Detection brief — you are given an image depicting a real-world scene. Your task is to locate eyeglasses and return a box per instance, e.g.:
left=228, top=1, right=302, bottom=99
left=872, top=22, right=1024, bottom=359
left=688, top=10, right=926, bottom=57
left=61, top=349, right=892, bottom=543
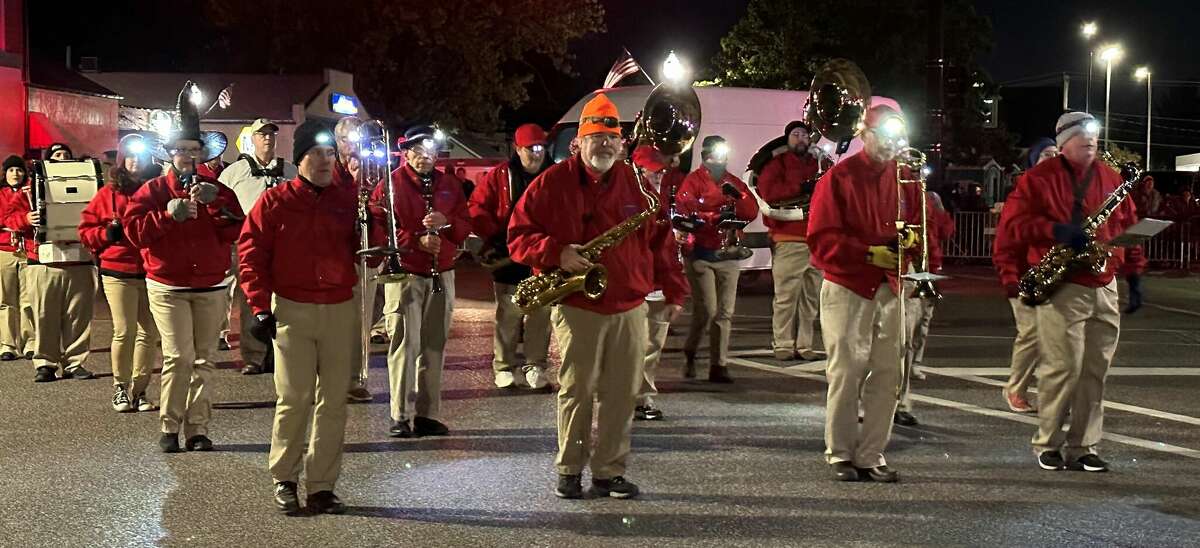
left=582, top=116, right=620, bottom=128
left=410, top=144, right=440, bottom=158
left=173, top=147, right=203, bottom=156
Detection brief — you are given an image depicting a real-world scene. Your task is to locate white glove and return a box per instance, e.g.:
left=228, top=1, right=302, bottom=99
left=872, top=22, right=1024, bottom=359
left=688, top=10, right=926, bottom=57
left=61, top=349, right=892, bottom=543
left=191, top=182, right=219, bottom=204
left=167, top=198, right=192, bottom=222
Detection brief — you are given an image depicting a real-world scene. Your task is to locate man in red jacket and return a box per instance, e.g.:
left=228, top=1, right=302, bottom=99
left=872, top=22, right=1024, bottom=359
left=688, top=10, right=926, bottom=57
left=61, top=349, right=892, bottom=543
left=996, top=111, right=1144, bottom=473
left=79, top=134, right=162, bottom=412
left=124, top=88, right=244, bottom=453
left=508, top=94, right=689, bottom=499
left=239, top=120, right=371, bottom=516
left=468, top=123, right=552, bottom=390
left=758, top=120, right=825, bottom=361
left=675, top=136, right=759, bottom=384
left=371, top=125, right=471, bottom=439
left=0, top=155, right=33, bottom=361
left=807, top=105, right=925, bottom=483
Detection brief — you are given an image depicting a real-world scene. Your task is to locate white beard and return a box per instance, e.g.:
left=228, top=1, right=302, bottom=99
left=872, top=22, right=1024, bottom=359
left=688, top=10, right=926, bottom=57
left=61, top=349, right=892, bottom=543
left=585, top=154, right=616, bottom=173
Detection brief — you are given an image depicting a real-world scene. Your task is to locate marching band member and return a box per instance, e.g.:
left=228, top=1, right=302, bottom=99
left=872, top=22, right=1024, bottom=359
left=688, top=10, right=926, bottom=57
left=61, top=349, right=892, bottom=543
left=807, top=106, right=924, bottom=483
left=79, top=134, right=162, bottom=412
left=370, top=125, right=471, bottom=439
left=219, top=118, right=297, bottom=376
left=676, top=136, right=759, bottom=385
left=44, top=143, right=73, bottom=161
left=758, top=121, right=825, bottom=361
left=124, top=86, right=244, bottom=453
left=0, top=155, right=33, bottom=361
left=992, top=138, right=1058, bottom=414
left=468, top=123, right=552, bottom=390
left=996, top=112, right=1144, bottom=473
left=239, top=120, right=374, bottom=515
left=508, top=94, right=688, bottom=499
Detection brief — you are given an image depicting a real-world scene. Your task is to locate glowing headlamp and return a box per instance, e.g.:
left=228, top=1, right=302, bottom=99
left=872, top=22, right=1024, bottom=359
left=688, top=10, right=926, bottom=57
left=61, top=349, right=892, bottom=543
left=189, top=84, right=203, bottom=107
left=1084, top=120, right=1100, bottom=135
left=530, top=144, right=545, bottom=153
left=433, top=129, right=446, bottom=142
left=125, top=139, right=147, bottom=155
left=880, top=116, right=906, bottom=138
left=315, top=132, right=332, bottom=145
left=711, top=142, right=730, bottom=161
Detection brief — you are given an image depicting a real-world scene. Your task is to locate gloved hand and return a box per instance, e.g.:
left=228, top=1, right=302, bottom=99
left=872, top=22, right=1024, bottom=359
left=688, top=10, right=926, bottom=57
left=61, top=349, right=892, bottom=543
left=167, top=198, right=193, bottom=222
left=1124, top=274, right=1144, bottom=314
left=1005, top=283, right=1020, bottom=300
left=105, top=222, right=124, bottom=243
left=867, top=245, right=900, bottom=270
left=721, top=182, right=743, bottom=199
left=191, top=182, right=219, bottom=205
left=1052, top=223, right=1088, bottom=252
left=249, top=313, right=277, bottom=343
left=898, top=227, right=919, bottom=249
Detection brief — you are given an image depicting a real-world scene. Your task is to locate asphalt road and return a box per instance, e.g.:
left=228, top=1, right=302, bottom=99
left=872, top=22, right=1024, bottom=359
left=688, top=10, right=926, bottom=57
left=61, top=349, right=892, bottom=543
left=0, top=263, right=1198, bottom=547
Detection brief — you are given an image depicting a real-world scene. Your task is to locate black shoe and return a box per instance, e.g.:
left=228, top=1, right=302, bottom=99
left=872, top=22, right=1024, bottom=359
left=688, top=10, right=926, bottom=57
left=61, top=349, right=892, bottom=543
left=24, top=351, right=33, bottom=360
left=217, top=337, right=232, bottom=351
left=831, top=462, right=860, bottom=481
left=589, top=476, right=640, bottom=499
left=0, top=351, right=16, bottom=361
left=370, top=332, right=388, bottom=344
left=861, top=465, right=899, bottom=483
left=33, top=366, right=57, bottom=383
left=65, top=366, right=95, bottom=380
left=414, top=416, right=449, bottom=437
left=636, top=405, right=663, bottom=421
left=388, top=420, right=414, bottom=438
left=555, top=474, right=583, bottom=499
left=159, top=433, right=181, bottom=453
left=306, top=491, right=346, bottom=514
left=708, top=365, right=733, bottom=384
left=273, top=481, right=301, bottom=515
left=893, top=411, right=919, bottom=426
left=185, top=435, right=214, bottom=451
left=1068, top=454, right=1109, bottom=473
left=1037, top=450, right=1066, bottom=471
left=683, top=352, right=697, bottom=379
left=241, top=363, right=265, bottom=375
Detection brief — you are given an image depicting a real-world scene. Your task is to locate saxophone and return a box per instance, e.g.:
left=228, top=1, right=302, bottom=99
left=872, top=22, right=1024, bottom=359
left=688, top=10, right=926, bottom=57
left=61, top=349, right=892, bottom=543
left=1017, top=153, right=1141, bottom=306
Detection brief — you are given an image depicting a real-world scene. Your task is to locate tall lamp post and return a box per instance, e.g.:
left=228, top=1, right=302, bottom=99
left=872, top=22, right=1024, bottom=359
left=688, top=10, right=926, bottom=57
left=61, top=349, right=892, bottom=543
left=1098, top=43, right=1123, bottom=151
left=1135, top=66, right=1152, bottom=169
left=1082, top=22, right=1098, bottom=112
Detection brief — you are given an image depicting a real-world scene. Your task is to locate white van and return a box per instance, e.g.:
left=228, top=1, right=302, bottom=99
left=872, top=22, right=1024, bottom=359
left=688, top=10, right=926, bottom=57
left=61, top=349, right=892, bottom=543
left=550, top=85, right=902, bottom=271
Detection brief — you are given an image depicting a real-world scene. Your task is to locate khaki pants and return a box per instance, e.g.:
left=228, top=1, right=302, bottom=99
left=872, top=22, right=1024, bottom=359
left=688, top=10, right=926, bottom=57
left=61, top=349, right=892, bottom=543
left=148, top=287, right=228, bottom=437
left=822, top=281, right=901, bottom=467
left=269, top=296, right=355, bottom=493
left=771, top=241, right=823, bottom=354
left=26, top=264, right=95, bottom=371
left=0, top=250, right=33, bottom=355
left=102, top=276, right=160, bottom=397
left=639, top=300, right=671, bottom=406
left=1032, top=281, right=1119, bottom=460
left=349, top=263, right=392, bottom=386
left=387, top=272, right=454, bottom=422
left=491, top=282, right=551, bottom=374
left=553, top=303, right=648, bottom=478
left=1005, top=298, right=1040, bottom=397
left=898, top=295, right=935, bottom=413
left=683, top=258, right=740, bottom=367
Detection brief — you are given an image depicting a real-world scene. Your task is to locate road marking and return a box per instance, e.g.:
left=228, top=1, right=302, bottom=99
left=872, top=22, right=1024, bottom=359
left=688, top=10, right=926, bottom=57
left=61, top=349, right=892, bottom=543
left=925, top=366, right=1200, bottom=377
left=727, top=356, right=1200, bottom=460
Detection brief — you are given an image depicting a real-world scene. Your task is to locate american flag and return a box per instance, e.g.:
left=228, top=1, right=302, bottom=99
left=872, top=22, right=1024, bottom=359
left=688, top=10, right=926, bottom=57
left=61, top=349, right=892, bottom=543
left=216, top=84, right=233, bottom=109
left=603, top=48, right=644, bottom=89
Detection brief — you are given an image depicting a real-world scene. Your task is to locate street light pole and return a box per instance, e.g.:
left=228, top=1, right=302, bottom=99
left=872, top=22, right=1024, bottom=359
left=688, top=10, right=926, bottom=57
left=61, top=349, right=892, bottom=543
left=1136, top=67, right=1152, bottom=169
left=1082, top=22, right=1097, bottom=113
left=1104, top=58, right=1112, bottom=149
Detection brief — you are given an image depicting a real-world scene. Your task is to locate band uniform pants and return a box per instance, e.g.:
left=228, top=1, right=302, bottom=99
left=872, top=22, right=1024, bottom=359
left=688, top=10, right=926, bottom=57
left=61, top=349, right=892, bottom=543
left=26, top=263, right=94, bottom=372
left=898, top=294, right=935, bottom=413
left=771, top=241, right=823, bottom=354
left=638, top=300, right=671, bottom=407
left=1032, top=281, right=1119, bottom=461
left=269, top=296, right=355, bottom=494
left=491, top=281, right=551, bottom=374
left=683, top=258, right=740, bottom=367
left=822, top=281, right=902, bottom=468
left=148, top=286, right=228, bottom=437
left=1005, top=298, right=1040, bottom=397
left=552, top=303, right=648, bottom=478
left=387, top=271, right=454, bottom=423
left=103, top=276, right=160, bottom=398
left=0, top=250, right=33, bottom=355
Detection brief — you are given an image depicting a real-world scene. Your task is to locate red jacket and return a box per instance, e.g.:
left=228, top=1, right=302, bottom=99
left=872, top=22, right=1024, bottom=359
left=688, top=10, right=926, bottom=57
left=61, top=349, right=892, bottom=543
left=994, top=156, right=1145, bottom=289
left=239, top=177, right=378, bottom=315
left=79, top=184, right=145, bottom=275
left=468, top=159, right=536, bottom=242
left=1, top=184, right=38, bottom=259
left=993, top=174, right=1032, bottom=288
left=507, top=155, right=689, bottom=314
left=806, top=150, right=925, bottom=300
left=123, top=170, right=244, bottom=287
left=928, top=205, right=956, bottom=272
left=0, top=184, right=27, bottom=252
left=196, top=161, right=225, bottom=181
left=675, top=166, right=759, bottom=252
left=757, top=151, right=820, bottom=239
left=370, top=165, right=471, bottom=274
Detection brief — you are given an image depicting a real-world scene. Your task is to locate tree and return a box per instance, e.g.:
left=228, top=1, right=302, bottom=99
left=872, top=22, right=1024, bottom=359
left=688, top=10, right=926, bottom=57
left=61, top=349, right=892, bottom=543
left=1106, top=144, right=1143, bottom=167
left=205, top=0, right=605, bottom=132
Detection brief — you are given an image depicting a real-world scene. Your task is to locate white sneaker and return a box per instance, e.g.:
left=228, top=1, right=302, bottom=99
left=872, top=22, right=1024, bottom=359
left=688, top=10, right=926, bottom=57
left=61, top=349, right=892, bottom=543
left=135, top=394, right=158, bottom=412
left=524, top=365, right=548, bottom=389
left=494, top=371, right=516, bottom=389
left=112, top=385, right=133, bottom=413
left=911, top=364, right=927, bottom=380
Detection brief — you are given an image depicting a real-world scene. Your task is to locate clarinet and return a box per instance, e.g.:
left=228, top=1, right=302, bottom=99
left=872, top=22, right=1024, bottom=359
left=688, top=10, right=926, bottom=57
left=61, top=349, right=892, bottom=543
left=420, top=175, right=444, bottom=294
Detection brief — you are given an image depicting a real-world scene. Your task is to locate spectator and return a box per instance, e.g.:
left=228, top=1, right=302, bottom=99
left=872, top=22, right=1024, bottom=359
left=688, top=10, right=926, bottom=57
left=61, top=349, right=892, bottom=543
left=44, top=143, right=73, bottom=161
left=1134, top=176, right=1163, bottom=218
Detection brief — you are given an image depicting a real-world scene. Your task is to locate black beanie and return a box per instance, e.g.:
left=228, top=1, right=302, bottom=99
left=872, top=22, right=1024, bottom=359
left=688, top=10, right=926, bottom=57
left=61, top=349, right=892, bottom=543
left=784, top=120, right=812, bottom=139
left=44, top=142, right=72, bottom=160
left=701, top=135, right=727, bottom=160
left=3, top=155, right=25, bottom=173
left=293, top=119, right=335, bottom=165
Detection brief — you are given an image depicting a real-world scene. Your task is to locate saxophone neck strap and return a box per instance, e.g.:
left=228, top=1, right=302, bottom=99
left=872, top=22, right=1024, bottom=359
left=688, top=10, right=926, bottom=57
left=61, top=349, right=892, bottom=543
left=1059, top=155, right=1097, bottom=225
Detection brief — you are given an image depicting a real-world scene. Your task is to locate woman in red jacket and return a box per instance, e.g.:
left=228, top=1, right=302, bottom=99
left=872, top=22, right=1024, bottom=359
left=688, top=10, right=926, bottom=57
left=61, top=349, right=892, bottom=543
left=0, top=155, right=33, bottom=361
left=79, top=134, right=161, bottom=413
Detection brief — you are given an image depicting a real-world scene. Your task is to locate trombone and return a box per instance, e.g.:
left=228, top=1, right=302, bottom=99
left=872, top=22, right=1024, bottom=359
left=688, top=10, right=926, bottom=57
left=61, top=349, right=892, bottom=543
left=894, top=146, right=946, bottom=399
left=353, top=120, right=408, bottom=283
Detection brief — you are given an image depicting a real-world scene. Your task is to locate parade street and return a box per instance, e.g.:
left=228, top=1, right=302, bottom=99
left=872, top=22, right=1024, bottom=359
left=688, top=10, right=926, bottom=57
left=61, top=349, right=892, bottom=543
left=1, top=263, right=1198, bottom=547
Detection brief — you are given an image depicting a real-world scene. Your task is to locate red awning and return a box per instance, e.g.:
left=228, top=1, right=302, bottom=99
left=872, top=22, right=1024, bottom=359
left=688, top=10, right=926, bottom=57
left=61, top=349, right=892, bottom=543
left=28, top=111, right=65, bottom=149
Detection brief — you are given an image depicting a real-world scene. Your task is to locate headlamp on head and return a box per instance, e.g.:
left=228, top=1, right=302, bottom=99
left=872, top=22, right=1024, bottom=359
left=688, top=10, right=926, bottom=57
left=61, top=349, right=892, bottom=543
left=530, top=144, right=545, bottom=154
left=880, top=116, right=906, bottom=139
left=1084, top=120, right=1100, bottom=135
left=315, top=132, right=332, bottom=145
left=433, top=129, right=446, bottom=142
left=125, top=139, right=147, bottom=156
left=711, top=142, right=730, bottom=161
